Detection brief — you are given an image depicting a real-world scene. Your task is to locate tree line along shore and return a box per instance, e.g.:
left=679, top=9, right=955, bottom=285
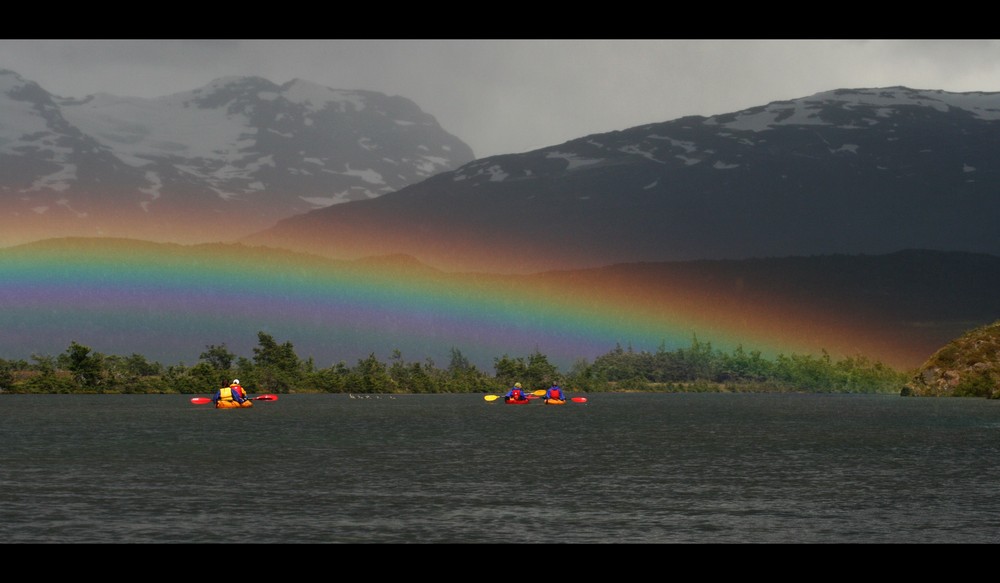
left=0, top=331, right=910, bottom=395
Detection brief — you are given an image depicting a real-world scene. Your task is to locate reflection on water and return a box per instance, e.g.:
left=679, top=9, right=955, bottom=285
left=3, top=393, right=1000, bottom=543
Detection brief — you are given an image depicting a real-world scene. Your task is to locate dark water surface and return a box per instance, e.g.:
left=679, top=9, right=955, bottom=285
left=3, top=393, right=1000, bottom=544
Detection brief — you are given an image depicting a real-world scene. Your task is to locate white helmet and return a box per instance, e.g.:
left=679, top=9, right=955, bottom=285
left=232, top=379, right=240, bottom=385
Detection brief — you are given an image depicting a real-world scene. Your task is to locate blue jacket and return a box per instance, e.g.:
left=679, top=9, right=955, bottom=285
left=213, top=386, right=246, bottom=404
left=504, top=387, right=527, bottom=400
left=545, top=385, right=565, bottom=400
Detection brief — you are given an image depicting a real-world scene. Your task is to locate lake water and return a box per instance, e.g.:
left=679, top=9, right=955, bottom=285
left=3, top=392, right=1000, bottom=544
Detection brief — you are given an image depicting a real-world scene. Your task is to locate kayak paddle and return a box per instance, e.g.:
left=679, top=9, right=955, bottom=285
left=191, top=394, right=278, bottom=405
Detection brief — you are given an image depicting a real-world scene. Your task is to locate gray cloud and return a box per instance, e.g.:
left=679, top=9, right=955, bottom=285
left=1, top=39, right=998, bottom=159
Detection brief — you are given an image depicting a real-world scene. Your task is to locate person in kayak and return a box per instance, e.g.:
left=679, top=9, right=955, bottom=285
left=545, top=381, right=566, bottom=402
left=229, top=379, right=249, bottom=400
left=504, top=382, right=528, bottom=402
left=213, top=379, right=248, bottom=406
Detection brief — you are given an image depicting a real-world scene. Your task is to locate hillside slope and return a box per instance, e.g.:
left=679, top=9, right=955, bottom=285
left=902, top=320, right=1000, bottom=397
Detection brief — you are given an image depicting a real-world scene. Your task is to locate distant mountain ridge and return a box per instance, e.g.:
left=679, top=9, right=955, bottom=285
left=0, top=69, right=474, bottom=245
left=245, top=86, right=1000, bottom=273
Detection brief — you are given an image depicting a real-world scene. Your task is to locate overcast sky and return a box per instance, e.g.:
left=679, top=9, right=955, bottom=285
left=2, top=39, right=999, bottom=159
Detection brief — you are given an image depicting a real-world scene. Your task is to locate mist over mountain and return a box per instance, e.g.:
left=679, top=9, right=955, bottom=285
left=4, top=78, right=1000, bottom=372
left=245, top=86, right=1000, bottom=273
left=0, top=69, right=474, bottom=246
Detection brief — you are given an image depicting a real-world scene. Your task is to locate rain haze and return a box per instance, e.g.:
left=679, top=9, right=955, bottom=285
left=1, top=39, right=999, bottom=159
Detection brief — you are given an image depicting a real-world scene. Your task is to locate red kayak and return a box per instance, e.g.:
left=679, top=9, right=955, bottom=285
left=505, top=398, right=532, bottom=405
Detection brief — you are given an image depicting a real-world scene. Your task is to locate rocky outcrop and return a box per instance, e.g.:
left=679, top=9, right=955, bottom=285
left=901, top=320, right=1000, bottom=397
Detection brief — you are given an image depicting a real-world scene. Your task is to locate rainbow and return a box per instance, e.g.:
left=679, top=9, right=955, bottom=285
left=0, top=238, right=931, bottom=371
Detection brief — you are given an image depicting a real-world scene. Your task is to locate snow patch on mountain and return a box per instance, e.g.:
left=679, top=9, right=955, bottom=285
left=546, top=151, right=601, bottom=170
left=28, top=165, right=76, bottom=192
left=337, top=166, right=385, bottom=186
left=486, top=165, right=509, bottom=182
left=832, top=144, right=859, bottom=154
left=649, top=135, right=697, bottom=153
left=714, top=104, right=830, bottom=132
left=0, top=102, right=49, bottom=154
left=618, top=144, right=664, bottom=163
left=708, top=87, right=1000, bottom=134
left=281, top=79, right=367, bottom=113
left=61, top=93, right=256, bottom=165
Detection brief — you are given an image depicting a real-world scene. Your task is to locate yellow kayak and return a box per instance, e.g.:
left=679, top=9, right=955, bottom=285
left=216, top=399, right=254, bottom=409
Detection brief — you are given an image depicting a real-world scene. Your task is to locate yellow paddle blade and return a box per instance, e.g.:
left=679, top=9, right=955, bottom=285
left=484, top=395, right=500, bottom=401
left=532, top=390, right=546, bottom=396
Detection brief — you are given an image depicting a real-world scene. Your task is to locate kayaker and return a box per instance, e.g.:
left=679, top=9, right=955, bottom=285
left=213, top=380, right=248, bottom=406
left=230, top=379, right=249, bottom=400
left=504, top=382, right=528, bottom=402
left=545, top=381, right=565, bottom=402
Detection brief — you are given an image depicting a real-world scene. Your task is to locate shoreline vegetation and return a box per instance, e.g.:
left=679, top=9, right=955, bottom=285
left=0, top=331, right=910, bottom=396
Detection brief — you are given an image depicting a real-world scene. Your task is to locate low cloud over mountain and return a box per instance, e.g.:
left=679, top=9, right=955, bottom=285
left=0, top=69, right=474, bottom=245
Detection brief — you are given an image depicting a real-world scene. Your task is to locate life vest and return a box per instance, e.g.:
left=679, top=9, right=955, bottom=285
left=511, top=388, right=524, bottom=400
left=230, top=384, right=247, bottom=399
left=219, top=386, right=236, bottom=402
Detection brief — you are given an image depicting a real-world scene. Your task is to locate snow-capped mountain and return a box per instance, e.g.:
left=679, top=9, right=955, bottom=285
left=0, top=69, right=474, bottom=245
left=245, top=87, right=1000, bottom=273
